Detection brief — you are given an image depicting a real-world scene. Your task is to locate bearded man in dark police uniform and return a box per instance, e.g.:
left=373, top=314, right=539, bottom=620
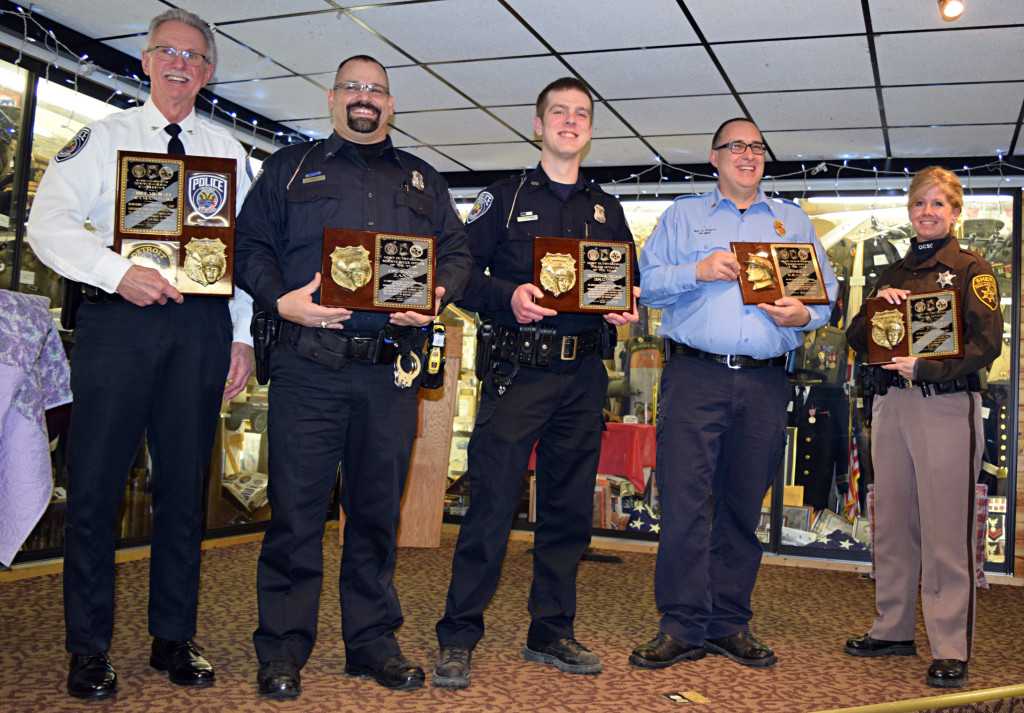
left=233, top=55, right=472, bottom=700
left=27, top=9, right=254, bottom=700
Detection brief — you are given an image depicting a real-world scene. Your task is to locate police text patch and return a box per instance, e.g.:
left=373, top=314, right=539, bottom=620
left=55, top=128, right=91, bottom=162
left=466, top=191, right=494, bottom=224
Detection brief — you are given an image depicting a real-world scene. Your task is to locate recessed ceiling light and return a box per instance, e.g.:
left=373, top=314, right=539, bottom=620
left=938, top=0, right=964, bottom=22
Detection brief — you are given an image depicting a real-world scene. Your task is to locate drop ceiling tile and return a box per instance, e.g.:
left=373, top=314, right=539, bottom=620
left=686, top=0, right=865, bottom=42
left=889, top=126, right=1013, bottom=158
left=742, top=88, right=880, bottom=131
left=386, top=144, right=470, bottom=173
left=431, top=142, right=541, bottom=172
left=883, top=83, right=1023, bottom=126
left=504, top=0, right=698, bottom=51
left=762, top=129, right=887, bottom=160
left=649, top=135, right=716, bottom=166
left=207, top=75, right=327, bottom=122
left=609, top=95, right=744, bottom=137
left=565, top=47, right=729, bottom=100
left=868, top=0, right=1024, bottom=31
left=27, top=0, right=163, bottom=41
left=583, top=137, right=659, bottom=168
left=392, top=108, right=523, bottom=145
left=875, top=28, right=1024, bottom=85
left=176, top=2, right=350, bottom=24
left=487, top=101, right=634, bottom=140
left=430, top=56, right=571, bottom=107
left=714, top=37, right=874, bottom=92
left=218, top=12, right=409, bottom=75
left=386, top=66, right=474, bottom=112
left=281, top=116, right=332, bottom=139
left=350, top=0, right=548, bottom=63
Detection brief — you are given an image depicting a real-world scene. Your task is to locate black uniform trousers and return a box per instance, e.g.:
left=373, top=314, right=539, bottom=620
left=253, top=342, right=419, bottom=668
left=654, top=355, right=788, bottom=645
left=436, top=354, right=607, bottom=649
left=63, top=297, right=230, bottom=654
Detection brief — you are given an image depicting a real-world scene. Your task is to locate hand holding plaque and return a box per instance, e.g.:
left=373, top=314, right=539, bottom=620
left=320, top=228, right=436, bottom=314
left=865, top=288, right=964, bottom=365
left=532, top=236, right=632, bottom=313
left=731, top=242, right=829, bottom=305
left=114, top=150, right=236, bottom=296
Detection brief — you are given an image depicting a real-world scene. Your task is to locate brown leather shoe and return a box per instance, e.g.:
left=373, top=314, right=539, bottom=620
left=629, top=632, right=706, bottom=669
left=844, top=634, right=916, bottom=657
left=927, top=659, right=967, bottom=688
left=705, top=631, right=777, bottom=668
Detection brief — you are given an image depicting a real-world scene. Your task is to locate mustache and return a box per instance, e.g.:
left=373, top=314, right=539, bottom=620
left=347, top=101, right=380, bottom=116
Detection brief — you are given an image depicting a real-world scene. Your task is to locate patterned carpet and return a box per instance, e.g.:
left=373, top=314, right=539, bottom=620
left=2, top=529, right=1023, bottom=713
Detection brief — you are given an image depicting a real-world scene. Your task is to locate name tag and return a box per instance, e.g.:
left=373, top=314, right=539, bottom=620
left=303, top=173, right=326, bottom=184
left=517, top=212, right=538, bottom=222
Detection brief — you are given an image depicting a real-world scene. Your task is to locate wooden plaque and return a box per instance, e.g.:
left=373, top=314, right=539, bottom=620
left=865, top=288, right=964, bottom=365
left=731, top=242, right=829, bottom=305
left=320, top=228, right=436, bottom=314
left=114, top=150, right=236, bottom=296
left=532, top=236, right=632, bottom=314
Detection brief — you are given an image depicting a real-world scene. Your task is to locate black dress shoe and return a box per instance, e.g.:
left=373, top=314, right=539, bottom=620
left=257, top=660, right=301, bottom=700
left=629, top=632, right=706, bottom=669
left=523, top=637, right=603, bottom=674
left=927, top=659, right=968, bottom=688
left=149, top=637, right=215, bottom=686
left=844, top=634, right=916, bottom=658
left=67, top=652, right=117, bottom=700
left=345, top=654, right=425, bottom=690
left=704, top=631, right=777, bottom=668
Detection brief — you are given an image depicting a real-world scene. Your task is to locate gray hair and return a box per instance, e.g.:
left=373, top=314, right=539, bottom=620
left=147, top=9, right=217, bottom=67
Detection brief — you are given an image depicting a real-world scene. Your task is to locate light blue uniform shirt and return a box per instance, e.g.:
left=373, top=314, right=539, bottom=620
left=639, top=187, right=838, bottom=360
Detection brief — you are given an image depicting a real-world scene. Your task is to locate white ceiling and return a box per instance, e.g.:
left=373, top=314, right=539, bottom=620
left=14, top=0, right=1024, bottom=182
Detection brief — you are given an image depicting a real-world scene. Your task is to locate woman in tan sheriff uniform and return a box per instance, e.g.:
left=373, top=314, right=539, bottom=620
left=842, top=166, right=1003, bottom=688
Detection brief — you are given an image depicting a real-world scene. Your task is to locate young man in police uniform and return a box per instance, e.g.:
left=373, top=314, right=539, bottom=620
left=27, top=9, right=254, bottom=700
left=432, top=77, right=640, bottom=689
left=233, top=55, right=472, bottom=700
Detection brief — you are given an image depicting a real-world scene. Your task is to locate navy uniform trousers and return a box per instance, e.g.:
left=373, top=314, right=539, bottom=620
left=436, top=354, right=607, bottom=649
left=64, top=297, right=230, bottom=654
left=654, top=354, right=789, bottom=645
left=253, top=342, right=419, bottom=668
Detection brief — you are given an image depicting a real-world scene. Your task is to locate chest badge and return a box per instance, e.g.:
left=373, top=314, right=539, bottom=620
left=774, top=220, right=786, bottom=237
left=411, top=170, right=425, bottom=191
left=539, top=252, right=577, bottom=297
left=936, top=270, right=956, bottom=288
left=594, top=204, right=606, bottom=224
left=330, top=245, right=372, bottom=291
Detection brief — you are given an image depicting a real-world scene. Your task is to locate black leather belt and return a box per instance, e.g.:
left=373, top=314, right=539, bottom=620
left=82, top=284, right=124, bottom=304
left=668, top=340, right=786, bottom=369
left=870, top=367, right=980, bottom=397
left=495, top=323, right=601, bottom=365
left=278, top=321, right=413, bottom=367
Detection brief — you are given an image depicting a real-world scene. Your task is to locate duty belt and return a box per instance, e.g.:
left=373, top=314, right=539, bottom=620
left=868, top=366, right=980, bottom=398
left=277, top=321, right=422, bottom=387
left=481, top=322, right=603, bottom=395
left=667, top=340, right=786, bottom=369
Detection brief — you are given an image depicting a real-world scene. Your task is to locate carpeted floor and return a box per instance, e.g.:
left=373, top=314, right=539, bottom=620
left=2, top=530, right=1023, bottom=713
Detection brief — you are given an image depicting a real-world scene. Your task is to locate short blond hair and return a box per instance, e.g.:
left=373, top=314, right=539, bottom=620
left=907, top=166, right=963, bottom=214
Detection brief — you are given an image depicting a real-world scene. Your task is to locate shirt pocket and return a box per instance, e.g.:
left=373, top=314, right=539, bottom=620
left=395, top=189, right=435, bottom=231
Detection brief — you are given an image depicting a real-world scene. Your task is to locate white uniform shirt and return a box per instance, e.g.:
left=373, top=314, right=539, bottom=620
left=26, top=100, right=254, bottom=343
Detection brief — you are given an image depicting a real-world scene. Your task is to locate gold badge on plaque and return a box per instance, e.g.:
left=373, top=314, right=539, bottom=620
left=182, top=238, right=228, bottom=286
left=539, top=252, right=577, bottom=297
left=870, top=309, right=905, bottom=350
left=330, top=245, right=372, bottom=291
left=742, top=253, right=778, bottom=291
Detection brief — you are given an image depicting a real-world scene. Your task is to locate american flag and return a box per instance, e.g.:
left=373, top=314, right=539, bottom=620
left=843, top=434, right=862, bottom=519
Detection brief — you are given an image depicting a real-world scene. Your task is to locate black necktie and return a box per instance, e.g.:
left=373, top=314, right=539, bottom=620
left=165, top=123, right=185, bottom=155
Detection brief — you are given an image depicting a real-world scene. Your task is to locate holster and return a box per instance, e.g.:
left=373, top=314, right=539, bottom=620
left=475, top=320, right=496, bottom=381
left=250, top=311, right=279, bottom=385
left=60, top=278, right=83, bottom=330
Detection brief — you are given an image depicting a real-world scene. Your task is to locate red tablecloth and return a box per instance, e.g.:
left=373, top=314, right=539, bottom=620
left=528, top=421, right=655, bottom=491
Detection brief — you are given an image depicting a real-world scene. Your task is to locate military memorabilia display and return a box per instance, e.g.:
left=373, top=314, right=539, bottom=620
left=865, top=289, right=964, bottom=365
left=731, top=242, right=829, bottom=305
left=114, top=150, right=236, bottom=296
left=320, top=228, right=436, bottom=314
left=532, top=236, right=632, bottom=313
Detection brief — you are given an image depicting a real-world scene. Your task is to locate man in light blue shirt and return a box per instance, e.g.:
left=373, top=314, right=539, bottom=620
left=631, top=117, right=837, bottom=671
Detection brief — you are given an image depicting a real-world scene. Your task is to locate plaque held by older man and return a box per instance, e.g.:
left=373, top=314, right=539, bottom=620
left=320, top=228, right=436, bottom=314
left=113, top=150, right=236, bottom=296
left=532, top=236, right=632, bottom=313
left=865, top=288, right=964, bottom=365
left=731, top=242, right=829, bottom=306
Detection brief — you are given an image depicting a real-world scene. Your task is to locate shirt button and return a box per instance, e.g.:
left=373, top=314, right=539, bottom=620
left=368, top=192, right=373, bottom=198
left=368, top=221, right=374, bottom=226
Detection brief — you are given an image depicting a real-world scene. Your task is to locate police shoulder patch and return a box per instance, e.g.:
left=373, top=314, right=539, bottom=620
left=465, top=191, right=494, bottom=224
left=55, top=127, right=91, bottom=163
left=972, top=273, right=999, bottom=311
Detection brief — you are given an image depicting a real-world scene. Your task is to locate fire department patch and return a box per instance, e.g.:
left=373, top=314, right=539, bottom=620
left=972, top=274, right=998, bottom=311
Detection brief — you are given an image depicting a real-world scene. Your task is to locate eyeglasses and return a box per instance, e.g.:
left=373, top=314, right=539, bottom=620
left=332, top=82, right=390, bottom=97
left=147, top=46, right=209, bottom=66
left=713, top=140, right=767, bottom=155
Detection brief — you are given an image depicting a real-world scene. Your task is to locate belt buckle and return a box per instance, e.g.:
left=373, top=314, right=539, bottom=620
left=560, top=336, right=578, bottom=361
left=725, top=354, right=742, bottom=370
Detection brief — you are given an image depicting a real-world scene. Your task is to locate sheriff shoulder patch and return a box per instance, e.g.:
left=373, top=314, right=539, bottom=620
left=972, top=273, right=998, bottom=311
left=55, top=127, right=91, bottom=163
left=466, top=191, right=493, bottom=224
